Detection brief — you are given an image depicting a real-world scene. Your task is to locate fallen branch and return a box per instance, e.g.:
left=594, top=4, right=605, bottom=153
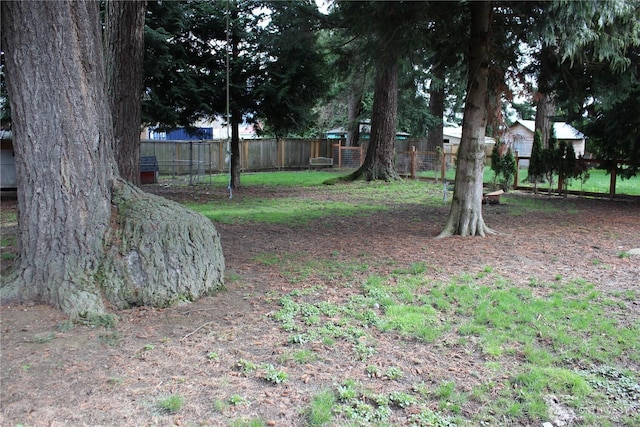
left=180, top=321, right=214, bottom=341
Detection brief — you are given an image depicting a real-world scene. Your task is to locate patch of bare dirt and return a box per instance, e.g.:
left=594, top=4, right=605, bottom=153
left=1, top=185, right=639, bottom=426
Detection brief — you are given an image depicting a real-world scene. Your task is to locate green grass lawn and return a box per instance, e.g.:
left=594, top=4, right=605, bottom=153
left=416, top=166, right=640, bottom=196
left=157, top=171, right=638, bottom=425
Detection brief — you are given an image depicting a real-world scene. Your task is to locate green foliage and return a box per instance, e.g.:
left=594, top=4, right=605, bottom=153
left=528, top=130, right=545, bottom=185
left=143, top=1, right=328, bottom=138
left=409, top=408, right=457, bottom=427
left=230, top=418, right=265, bottom=427
left=262, top=364, right=288, bottom=384
left=308, top=390, right=336, bottom=426
left=235, top=359, right=257, bottom=374
left=490, top=140, right=516, bottom=191
left=157, top=394, right=184, bottom=414
left=228, top=394, right=247, bottom=406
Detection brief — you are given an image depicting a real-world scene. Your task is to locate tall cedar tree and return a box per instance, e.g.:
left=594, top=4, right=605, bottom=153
left=528, top=130, right=545, bottom=194
left=336, top=1, right=430, bottom=181
left=438, top=1, right=494, bottom=238
left=1, top=1, right=224, bottom=319
left=105, top=0, right=146, bottom=184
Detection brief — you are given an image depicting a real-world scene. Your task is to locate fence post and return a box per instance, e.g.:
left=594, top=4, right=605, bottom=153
left=359, top=146, right=364, bottom=166
left=609, top=163, right=617, bottom=199
left=514, top=151, right=519, bottom=190
left=175, top=142, right=180, bottom=175
left=189, top=141, right=193, bottom=185
left=410, top=146, right=416, bottom=179
left=338, top=140, right=342, bottom=168
left=441, top=151, right=446, bottom=181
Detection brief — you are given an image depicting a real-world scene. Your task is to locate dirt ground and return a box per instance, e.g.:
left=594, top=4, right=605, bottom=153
left=1, top=184, right=639, bottom=426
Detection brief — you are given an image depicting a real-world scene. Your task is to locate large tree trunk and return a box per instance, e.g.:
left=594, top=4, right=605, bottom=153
left=534, top=92, right=556, bottom=149
left=1, top=1, right=224, bottom=319
left=230, top=107, right=241, bottom=189
left=438, top=1, right=494, bottom=238
left=105, top=0, right=146, bottom=185
left=229, top=6, right=242, bottom=190
left=350, top=61, right=400, bottom=181
left=346, top=66, right=366, bottom=147
left=426, top=62, right=445, bottom=152
left=534, top=46, right=557, bottom=148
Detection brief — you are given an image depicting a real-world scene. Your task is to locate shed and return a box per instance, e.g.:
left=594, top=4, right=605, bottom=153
left=0, top=130, right=16, bottom=190
left=502, top=120, right=585, bottom=158
left=442, top=126, right=496, bottom=156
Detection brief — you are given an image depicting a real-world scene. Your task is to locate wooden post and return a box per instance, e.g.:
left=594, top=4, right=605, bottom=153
left=175, top=142, right=180, bottom=175
left=359, top=146, right=364, bottom=166
left=514, top=151, right=519, bottom=190
left=242, top=139, right=249, bottom=170
left=410, top=146, right=416, bottom=179
left=441, top=151, right=446, bottom=181
left=610, top=162, right=617, bottom=199
left=338, top=140, right=342, bottom=168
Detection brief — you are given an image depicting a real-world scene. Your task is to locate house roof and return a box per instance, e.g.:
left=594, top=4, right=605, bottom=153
left=443, top=126, right=496, bottom=144
left=514, top=120, right=585, bottom=140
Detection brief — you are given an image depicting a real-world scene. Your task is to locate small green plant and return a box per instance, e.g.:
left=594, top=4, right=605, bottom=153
left=353, top=341, right=377, bottom=361
left=388, top=391, right=416, bottom=408
left=207, top=351, right=220, bottom=361
left=263, top=364, right=288, bottom=384
left=365, top=365, right=380, bottom=378
left=409, top=408, right=457, bottom=426
left=279, top=349, right=316, bottom=365
left=228, top=394, right=247, bottom=405
left=230, top=418, right=265, bottom=427
left=308, top=389, right=335, bottom=426
left=79, top=312, right=118, bottom=328
left=435, top=381, right=456, bottom=400
left=212, top=398, right=228, bottom=413
left=384, top=366, right=403, bottom=380
left=143, top=344, right=155, bottom=351
left=618, top=251, right=631, bottom=259
left=107, top=377, right=124, bottom=385
left=157, top=394, right=184, bottom=413
left=236, top=359, right=257, bottom=374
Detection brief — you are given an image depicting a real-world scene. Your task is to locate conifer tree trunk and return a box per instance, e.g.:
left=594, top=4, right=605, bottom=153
left=105, top=0, right=146, bottom=185
left=438, top=1, right=494, bottom=238
left=350, top=61, right=400, bottom=181
left=427, top=63, right=445, bottom=152
left=1, top=1, right=224, bottom=319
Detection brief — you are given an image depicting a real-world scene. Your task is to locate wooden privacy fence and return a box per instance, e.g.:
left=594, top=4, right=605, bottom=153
left=513, top=156, right=635, bottom=199
left=140, top=138, right=332, bottom=175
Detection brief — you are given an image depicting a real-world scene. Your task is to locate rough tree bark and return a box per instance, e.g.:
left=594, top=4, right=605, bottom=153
left=438, top=1, right=494, bottom=238
left=426, top=62, right=445, bottom=152
left=349, top=60, right=400, bottom=181
left=534, top=46, right=557, bottom=149
left=105, top=0, right=146, bottom=185
left=230, top=106, right=242, bottom=189
left=229, top=6, right=242, bottom=190
left=346, top=66, right=366, bottom=147
left=0, top=1, right=224, bottom=319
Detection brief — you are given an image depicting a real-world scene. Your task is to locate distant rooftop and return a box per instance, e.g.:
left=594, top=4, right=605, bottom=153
left=515, top=120, right=585, bottom=140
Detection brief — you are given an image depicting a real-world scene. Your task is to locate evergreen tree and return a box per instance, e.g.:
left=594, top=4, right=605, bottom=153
left=501, top=148, right=516, bottom=191
left=490, top=139, right=504, bottom=189
left=528, top=130, right=545, bottom=194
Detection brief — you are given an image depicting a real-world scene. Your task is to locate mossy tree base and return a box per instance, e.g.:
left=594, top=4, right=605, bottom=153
left=100, top=180, right=225, bottom=309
